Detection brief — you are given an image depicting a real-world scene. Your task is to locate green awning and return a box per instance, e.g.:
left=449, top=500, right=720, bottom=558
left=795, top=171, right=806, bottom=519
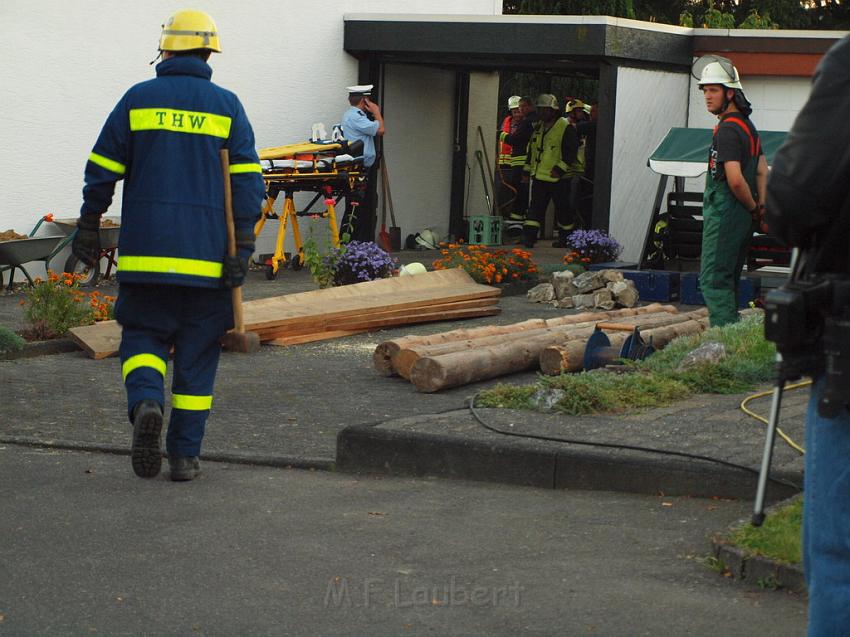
left=647, top=127, right=788, bottom=178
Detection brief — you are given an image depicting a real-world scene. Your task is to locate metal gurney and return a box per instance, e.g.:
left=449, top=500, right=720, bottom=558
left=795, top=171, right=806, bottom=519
left=254, top=139, right=365, bottom=279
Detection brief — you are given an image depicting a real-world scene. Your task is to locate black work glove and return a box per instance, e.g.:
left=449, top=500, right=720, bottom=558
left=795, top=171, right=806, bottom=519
left=72, top=215, right=101, bottom=266
left=222, top=255, right=249, bottom=288
left=222, top=229, right=254, bottom=289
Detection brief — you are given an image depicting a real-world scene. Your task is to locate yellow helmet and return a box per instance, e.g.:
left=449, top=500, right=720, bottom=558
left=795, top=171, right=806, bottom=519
left=159, top=9, right=221, bottom=53
left=566, top=99, right=586, bottom=113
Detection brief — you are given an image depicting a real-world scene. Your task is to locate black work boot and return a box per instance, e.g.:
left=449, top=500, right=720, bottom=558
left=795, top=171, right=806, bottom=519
left=169, top=456, right=201, bottom=482
left=131, top=400, right=163, bottom=478
left=522, top=227, right=537, bottom=249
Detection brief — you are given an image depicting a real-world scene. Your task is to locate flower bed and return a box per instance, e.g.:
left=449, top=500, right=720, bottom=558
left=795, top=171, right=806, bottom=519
left=562, top=229, right=623, bottom=266
left=432, top=243, right=537, bottom=285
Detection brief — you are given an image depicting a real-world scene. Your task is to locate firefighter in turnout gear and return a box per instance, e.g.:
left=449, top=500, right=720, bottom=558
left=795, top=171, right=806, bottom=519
left=698, top=57, right=768, bottom=326
left=499, top=96, right=537, bottom=234
left=495, top=95, right=523, bottom=224
left=73, top=9, right=265, bottom=481
left=522, top=94, right=581, bottom=248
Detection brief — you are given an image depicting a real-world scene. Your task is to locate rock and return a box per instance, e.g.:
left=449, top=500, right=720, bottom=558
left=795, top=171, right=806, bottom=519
left=550, top=270, right=579, bottom=300
left=593, top=288, right=615, bottom=310
left=572, top=293, right=596, bottom=309
left=533, top=387, right=566, bottom=411
left=676, top=341, right=727, bottom=371
left=573, top=271, right=606, bottom=293
left=527, top=283, right=555, bottom=303
left=556, top=296, right=574, bottom=309
left=611, top=280, right=639, bottom=308
left=601, top=269, right=625, bottom=283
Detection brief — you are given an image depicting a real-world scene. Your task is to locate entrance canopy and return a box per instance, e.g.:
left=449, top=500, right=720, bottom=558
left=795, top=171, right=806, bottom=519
left=648, top=127, right=789, bottom=178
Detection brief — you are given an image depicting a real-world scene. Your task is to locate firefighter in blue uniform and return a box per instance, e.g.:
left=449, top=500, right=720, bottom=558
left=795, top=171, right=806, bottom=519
left=73, top=9, right=265, bottom=481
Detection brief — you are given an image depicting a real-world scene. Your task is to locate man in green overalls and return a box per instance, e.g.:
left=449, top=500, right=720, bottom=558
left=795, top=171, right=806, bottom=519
left=698, top=58, right=768, bottom=326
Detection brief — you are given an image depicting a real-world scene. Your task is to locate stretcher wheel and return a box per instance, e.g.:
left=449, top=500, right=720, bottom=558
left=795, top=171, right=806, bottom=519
left=63, top=254, right=100, bottom=287
left=290, top=254, right=304, bottom=271
left=264, top=264, right=277, bottom=280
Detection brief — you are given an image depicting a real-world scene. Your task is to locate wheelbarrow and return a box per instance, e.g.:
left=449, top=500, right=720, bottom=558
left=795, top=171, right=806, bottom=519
left=0, top=215, right=69, bottom=291
left=51, top=216, right=121, bottom=287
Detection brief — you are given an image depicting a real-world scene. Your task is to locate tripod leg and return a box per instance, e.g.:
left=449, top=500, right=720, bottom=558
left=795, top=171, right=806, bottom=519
left=752, top=377, right=785, bottom=527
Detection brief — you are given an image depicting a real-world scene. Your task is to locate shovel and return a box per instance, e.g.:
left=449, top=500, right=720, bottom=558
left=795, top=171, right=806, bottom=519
left=381, top=156, right=402, bottom=251
left=377, top=156, right=392, bottom=252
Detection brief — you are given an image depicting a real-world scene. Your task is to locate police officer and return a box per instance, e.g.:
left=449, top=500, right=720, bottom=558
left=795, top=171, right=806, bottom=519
left=339, top=85, right=385, bottom=242
left=767, top=35, right=850, bottom=636
left=73, top=9, right=265, bottom=481
left=522, top=94, right=580, bottom=249
left=698, top=58, right=768, bottom=326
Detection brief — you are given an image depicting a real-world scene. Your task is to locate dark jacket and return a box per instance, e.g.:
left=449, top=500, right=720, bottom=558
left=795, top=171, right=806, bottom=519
left=767, top=35, right=850, bottom=272
left=81, top=56, right=265, bottom=288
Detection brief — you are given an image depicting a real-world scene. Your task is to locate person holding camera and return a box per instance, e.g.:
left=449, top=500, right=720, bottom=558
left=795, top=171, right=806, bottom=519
left=697, top=58, right=769, bottom=327
left=767, top=35, right=850, bottom=636
left=339, top=85, right=385, bottom=242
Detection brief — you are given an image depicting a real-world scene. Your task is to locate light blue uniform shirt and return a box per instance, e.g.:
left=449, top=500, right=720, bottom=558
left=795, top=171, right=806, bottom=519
left=341, top=106, right=380, bottom=168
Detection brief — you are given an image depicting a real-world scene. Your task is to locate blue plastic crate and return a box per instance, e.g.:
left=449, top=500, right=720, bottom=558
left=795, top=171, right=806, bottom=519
left=620, top=270, right=680, bottom=302
left=587, top=261, right=639, bottom=271
left=680, top=272, right=762, bottom=308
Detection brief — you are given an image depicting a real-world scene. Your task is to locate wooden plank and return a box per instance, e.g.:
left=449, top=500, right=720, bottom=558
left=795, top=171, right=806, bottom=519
left=253, top=297, right=499, bottom=340
left=266, top=307, right=501, bottom=347
left=68, top=321, right=121, bottom=360
left=258, top=142, right=342, bottom=160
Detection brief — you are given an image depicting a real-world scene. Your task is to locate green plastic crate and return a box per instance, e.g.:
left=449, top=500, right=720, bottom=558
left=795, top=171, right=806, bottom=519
left=467, top=215, right=503, bottom=246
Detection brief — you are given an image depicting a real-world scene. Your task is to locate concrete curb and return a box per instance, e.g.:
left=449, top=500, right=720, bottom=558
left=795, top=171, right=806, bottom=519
left=336, top=422, right=802, bottom=500
left=711, top=540, right=806, bottom=592
left=0, top=338, right=78, bottom=360
left=0, top=436, right=334, bottom=472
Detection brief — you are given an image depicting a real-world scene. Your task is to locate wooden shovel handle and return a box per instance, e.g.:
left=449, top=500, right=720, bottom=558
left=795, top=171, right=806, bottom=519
left=596, top=322, right=638, bottom=332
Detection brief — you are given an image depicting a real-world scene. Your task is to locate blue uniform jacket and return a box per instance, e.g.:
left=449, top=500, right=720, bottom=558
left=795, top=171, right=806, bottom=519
left=341, top=106, right=379, bottom=168
left=81, top=56, right=265, bottom=288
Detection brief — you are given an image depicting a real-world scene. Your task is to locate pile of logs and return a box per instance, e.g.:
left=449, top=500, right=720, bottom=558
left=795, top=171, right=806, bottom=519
left=374, top=304, right=710, bottom=393
left=527, top=269, right=639, bottom=310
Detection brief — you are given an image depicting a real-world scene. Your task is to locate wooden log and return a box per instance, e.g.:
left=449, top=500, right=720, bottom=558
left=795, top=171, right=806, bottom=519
left=372, top=303, right=676, bottom=377
left=393, top=310, right=686, bottom=380
left=408, top=311, right=708, bottom=393
left=539, top=317, right=711, bottom=375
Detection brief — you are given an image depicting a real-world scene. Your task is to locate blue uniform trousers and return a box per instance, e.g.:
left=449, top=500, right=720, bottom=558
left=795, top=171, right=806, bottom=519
left=115, top=283, right=233, bottom=458
left=804, top=377, right=850, bottom=636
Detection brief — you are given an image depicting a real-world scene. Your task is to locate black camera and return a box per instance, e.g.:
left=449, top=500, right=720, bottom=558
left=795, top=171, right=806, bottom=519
left=763, top=263, right=850, bottom=417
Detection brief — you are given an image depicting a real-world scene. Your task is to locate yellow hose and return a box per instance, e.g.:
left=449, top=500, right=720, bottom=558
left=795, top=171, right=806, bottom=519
left=740, top=380, right=811, bottom=455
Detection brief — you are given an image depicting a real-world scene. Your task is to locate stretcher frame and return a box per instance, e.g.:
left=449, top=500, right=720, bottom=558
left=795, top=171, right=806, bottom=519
left=255, top=141, right=366, bottom=278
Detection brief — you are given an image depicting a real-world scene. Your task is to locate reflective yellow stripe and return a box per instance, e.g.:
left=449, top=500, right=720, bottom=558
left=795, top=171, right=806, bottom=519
left=229, top=163, right=262, bottom=174
left=89, top=152, right=126, bottom=175
left=129, top=108, right=232, bottom=139
left=122, top=353, right=167, bottom=381
left=172, top=393, right=213, bottom=411
left=524, top=220, right=541, bottom=228
left=118, top=256, right=223, bottom=279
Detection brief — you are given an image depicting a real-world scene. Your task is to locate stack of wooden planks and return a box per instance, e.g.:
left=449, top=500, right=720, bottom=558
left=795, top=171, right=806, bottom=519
left=374, top=304, right=711, bottom=393
left=69, top=269, right=500, bottom=359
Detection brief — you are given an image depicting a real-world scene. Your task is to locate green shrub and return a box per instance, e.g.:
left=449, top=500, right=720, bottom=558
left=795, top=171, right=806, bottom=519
left=0, top=325, right=25, bottom=353
left=22, top=271, right=95, bottom=339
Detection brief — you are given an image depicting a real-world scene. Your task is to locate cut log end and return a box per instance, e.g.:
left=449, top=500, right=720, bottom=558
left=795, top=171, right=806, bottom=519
left=373, top=342, right=399, bottom=376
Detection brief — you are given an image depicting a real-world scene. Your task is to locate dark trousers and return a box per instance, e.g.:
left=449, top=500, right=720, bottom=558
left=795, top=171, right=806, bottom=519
left=525, top=178, right=576, bottom=237
left=116, top=283, right=233, bottom=457
left=341, top=163, right=378, bottom=243
left=511, top=165, right=529, bottom=221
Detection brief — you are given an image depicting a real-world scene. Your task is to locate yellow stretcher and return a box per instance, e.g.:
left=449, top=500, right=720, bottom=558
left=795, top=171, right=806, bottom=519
left=254, top=139, right=365, bottom=278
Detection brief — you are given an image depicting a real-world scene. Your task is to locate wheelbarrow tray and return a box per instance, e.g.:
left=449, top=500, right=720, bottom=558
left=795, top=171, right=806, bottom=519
left=52, top=217, right=121, bottom=248
left=0, top=236, right=64, bottom=266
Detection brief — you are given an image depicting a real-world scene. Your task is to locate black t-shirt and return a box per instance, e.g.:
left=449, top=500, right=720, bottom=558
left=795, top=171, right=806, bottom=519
left=709, top=113, right=762, bottom=182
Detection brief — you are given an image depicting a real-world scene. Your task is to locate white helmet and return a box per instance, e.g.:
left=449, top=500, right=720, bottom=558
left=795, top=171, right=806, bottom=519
left=698, top=60, right=743, bottom=90
left=414, top=229, right=441, bottom=250
left=535, top=93, right=559, bottom=110
left=507, top=95, right=522, bottom=110
left=399, top=262, right=427, bottom=276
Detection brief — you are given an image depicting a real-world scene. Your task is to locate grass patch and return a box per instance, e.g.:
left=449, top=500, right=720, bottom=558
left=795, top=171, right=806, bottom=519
left=727, top=497, right=802, bottom=565
left=477, top=313, right=776, bottom=415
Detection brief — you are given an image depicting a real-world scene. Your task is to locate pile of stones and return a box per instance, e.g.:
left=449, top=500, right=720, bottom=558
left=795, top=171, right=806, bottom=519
left=526, top=269, right=640, bottom=310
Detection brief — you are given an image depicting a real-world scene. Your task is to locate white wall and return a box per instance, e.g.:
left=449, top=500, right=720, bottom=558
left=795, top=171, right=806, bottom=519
left=610, top=66, right=690, bottom=262
left=687, top=75, right=812, bottom=131
left=0, top=0, right=500, bottom=263
left=466, top=72, right=502, bottom=220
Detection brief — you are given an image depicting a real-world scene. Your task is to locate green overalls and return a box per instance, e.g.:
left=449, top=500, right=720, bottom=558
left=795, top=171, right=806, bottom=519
left=700, top=114, right=760, bottom=327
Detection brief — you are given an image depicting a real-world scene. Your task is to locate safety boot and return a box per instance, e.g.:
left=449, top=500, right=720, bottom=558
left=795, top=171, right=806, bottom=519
left=131, top=400, right=163, bottom=478
left=522, top=227, right=538, bottom=249
left=168, top=456, right=201, bottom=482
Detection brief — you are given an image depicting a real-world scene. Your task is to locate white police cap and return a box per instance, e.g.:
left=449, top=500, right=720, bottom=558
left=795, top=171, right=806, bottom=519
left=346, top=84, right=373, bottom=96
